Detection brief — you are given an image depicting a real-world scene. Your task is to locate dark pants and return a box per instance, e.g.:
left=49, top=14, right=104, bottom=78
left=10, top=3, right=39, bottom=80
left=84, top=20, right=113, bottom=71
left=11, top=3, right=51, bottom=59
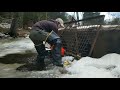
left=29, top=29, right=63, bottom=67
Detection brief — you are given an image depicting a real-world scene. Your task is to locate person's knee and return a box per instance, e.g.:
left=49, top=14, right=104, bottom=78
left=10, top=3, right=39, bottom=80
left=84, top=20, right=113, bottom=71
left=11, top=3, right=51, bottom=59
left=47, top=31, right=60, bottom=42
left=50, top=38, right=62, bottom=45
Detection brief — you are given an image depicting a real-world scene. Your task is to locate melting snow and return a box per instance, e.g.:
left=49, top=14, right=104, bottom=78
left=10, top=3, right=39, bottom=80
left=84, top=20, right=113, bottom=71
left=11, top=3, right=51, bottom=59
left=61, top=53, right=120, bottom=78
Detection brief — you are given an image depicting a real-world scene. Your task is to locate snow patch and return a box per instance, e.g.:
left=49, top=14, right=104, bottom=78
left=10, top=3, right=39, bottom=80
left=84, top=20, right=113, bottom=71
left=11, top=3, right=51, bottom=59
left=0, top=38, right=35, bottom=57
left=61, top=53, right=120, bottom=78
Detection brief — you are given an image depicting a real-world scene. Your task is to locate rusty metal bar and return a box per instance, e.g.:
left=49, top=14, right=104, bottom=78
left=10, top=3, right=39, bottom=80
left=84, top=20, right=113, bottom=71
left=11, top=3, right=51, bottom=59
left=88, top=25, right=102, bottom=56
left=64, top=15, right=105, bottom=24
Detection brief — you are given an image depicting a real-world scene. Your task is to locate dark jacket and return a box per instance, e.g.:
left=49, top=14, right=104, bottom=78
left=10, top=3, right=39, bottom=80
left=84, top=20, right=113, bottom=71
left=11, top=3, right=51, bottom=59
left=32, top=20, right=59, bottom=34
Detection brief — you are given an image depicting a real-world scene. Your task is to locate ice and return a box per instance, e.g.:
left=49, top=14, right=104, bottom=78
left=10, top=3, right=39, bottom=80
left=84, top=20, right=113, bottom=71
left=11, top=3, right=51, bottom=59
left=61, top=53, right=120, bottom=78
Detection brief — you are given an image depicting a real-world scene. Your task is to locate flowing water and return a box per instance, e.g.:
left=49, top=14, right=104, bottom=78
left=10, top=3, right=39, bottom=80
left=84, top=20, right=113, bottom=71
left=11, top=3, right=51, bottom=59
left=1, top=37, right=120, bottom=78
left=0, top=38, right=64, bottom=78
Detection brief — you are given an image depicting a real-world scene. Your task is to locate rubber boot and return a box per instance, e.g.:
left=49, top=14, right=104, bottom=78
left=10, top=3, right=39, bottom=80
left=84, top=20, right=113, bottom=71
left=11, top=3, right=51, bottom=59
left=34, top=44, right=46, bottom=70
left=16, top=44, right=46, bottom=71
left=34, top=55, right=46, bottom=70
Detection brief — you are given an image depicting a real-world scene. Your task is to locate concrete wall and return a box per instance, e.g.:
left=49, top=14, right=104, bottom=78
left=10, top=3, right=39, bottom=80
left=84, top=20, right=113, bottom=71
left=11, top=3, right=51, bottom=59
left=92, top=30, right=120, bottom=58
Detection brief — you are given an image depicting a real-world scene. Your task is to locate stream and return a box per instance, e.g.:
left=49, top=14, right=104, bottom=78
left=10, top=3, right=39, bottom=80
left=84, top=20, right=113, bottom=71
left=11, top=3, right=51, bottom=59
left=0, top=38, right=65, bottom=78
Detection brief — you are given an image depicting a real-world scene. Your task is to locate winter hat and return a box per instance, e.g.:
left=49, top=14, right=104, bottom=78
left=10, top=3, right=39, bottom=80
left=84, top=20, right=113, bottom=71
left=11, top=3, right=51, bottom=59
left=56, top=18, right=65, bottom=28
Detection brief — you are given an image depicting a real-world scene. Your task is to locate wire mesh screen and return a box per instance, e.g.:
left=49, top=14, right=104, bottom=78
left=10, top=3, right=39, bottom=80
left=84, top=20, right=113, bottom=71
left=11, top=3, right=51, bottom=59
left=59, top=15, right=104, bottom=57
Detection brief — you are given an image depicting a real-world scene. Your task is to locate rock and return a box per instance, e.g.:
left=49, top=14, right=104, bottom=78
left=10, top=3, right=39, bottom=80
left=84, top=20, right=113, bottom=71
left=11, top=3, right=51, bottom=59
left=0, top=33, right=10, bottom=39
left=16, top=63, right=46, bottom=72
left=0, top=33, right=5, bottom=37
left=51, top=66, right=68, bottom=74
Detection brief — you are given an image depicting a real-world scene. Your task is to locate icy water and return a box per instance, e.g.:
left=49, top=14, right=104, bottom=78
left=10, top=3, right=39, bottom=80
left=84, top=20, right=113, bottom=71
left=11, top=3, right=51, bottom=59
left=0, top=38, right=64, bottom=78
left=0, top=63, right=64, bottom=78
left=1, top=37, right=120, bottom=78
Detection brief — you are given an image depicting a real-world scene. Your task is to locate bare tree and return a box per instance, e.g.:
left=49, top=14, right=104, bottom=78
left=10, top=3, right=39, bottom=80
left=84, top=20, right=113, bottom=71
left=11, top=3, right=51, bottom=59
left=8, top=12, right=19, bottom=38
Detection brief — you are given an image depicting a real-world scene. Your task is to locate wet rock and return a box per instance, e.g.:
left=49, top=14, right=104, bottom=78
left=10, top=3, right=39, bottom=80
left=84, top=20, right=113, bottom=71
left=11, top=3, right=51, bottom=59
left=0, top=53, right=37, bottom=64
left=105, top=65, right=116, bottom=70
left=16, top=63, right=46, bottom=72
left=16, top=61, right=68, bottom=75
left=16, top=57, right=53, bottom=72
left=0, top=33, right=10, bottom=39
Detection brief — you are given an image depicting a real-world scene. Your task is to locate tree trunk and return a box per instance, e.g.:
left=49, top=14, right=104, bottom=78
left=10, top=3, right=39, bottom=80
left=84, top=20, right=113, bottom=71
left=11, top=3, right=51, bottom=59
left=9, top=12, right=19, bottom=38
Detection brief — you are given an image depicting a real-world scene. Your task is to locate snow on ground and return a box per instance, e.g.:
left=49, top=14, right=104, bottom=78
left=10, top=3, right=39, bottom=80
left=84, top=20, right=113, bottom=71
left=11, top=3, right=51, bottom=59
left=75, top=25, right=119, bottom=29
left=0, top=23, right=11, bottom=29
left=0, top=38, right=54, bottom=57
left=61, top=53, right=120, bottom=78
left=0, top=38, right=35, bottom=57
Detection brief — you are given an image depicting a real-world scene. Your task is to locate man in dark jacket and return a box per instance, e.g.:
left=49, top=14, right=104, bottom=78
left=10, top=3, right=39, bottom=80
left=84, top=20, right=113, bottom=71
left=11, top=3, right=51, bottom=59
left=29, top=18, right=65, bottom=70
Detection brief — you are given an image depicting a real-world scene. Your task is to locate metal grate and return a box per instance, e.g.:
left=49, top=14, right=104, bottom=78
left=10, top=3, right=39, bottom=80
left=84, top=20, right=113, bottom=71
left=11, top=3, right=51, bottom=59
left=59, top=15, right=104, bottom=57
